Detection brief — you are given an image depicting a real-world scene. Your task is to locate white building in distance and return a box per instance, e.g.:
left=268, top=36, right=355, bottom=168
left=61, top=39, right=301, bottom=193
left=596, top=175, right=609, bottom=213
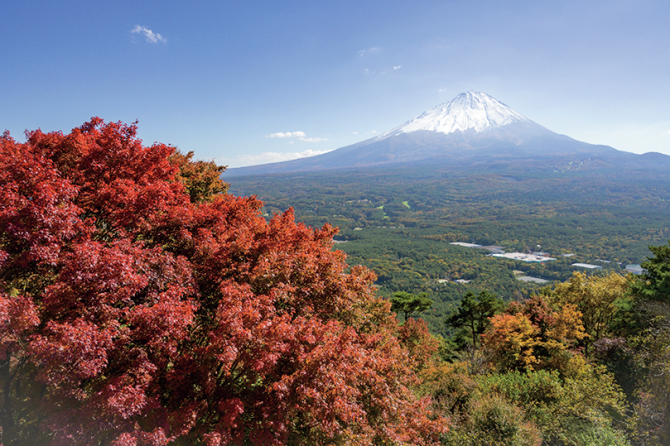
left=492, top=253, right=556, bottom=263
left=572, top=263, right=602, bottom=269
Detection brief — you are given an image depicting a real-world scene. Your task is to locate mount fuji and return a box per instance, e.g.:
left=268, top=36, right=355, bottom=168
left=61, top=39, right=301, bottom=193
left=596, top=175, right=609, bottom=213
left=227, top=92, right=669, bottom=176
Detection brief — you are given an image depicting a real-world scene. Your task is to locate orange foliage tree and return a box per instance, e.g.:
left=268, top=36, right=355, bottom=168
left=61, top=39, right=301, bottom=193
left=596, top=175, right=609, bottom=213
left=0, top=119, right=446, bottom=446
left=481, top=295, right=587, bottom=373
left=397, top=317, right=440, bottom=372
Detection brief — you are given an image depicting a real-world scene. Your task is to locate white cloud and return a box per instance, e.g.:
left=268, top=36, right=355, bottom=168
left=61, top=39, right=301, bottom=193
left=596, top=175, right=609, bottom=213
left=352, top=131, right=358, bottom=135
left=358, top=47, right=381, bottom=57
left=265, top=131, right=327, bottom=142
left=299, top=137, right=328, bottom=142
left=393, top=65, right=402, bottom=70
left=237, top=149, right=334, bottom=166
left=132, top=25, right=166, bottom=43
left=266, top=131, right=306, bottom=139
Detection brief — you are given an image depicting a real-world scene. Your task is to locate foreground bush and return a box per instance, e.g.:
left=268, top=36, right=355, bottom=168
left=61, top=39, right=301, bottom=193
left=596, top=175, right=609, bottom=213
left=421, top=354, right=631, bottom=445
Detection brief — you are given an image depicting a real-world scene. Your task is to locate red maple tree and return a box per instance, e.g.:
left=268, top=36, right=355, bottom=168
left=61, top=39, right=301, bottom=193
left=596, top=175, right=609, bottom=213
left=0, top=119, right=446, bottom=445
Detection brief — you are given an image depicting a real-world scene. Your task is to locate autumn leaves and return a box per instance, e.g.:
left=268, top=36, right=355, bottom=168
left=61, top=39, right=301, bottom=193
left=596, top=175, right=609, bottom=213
left=0, top=119, right=446, bottom=445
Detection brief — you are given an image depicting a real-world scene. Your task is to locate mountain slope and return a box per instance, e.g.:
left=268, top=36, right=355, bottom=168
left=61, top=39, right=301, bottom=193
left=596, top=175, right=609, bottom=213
left=227, top=92, right=669, bottom=176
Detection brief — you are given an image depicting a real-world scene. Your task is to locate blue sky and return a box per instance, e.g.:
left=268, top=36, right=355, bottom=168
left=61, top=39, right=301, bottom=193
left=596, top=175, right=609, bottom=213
left=2, top=0, right=669, bottom=167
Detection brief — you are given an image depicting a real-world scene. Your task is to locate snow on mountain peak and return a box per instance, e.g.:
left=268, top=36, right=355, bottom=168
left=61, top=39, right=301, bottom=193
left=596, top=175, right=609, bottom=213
left=378, top=91, right=530, bottom=138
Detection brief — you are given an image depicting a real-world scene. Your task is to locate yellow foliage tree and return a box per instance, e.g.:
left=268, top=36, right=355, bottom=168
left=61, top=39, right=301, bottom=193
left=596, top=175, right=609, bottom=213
left=548, top=272, right=630, bottom=354
left=482, top=313, right=539, bottom=371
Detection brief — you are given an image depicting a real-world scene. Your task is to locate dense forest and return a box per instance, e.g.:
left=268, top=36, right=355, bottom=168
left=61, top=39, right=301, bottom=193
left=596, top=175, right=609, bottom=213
left=229, top=165, right=670, bottom=337
left=2, top=119, right=670, bottom=445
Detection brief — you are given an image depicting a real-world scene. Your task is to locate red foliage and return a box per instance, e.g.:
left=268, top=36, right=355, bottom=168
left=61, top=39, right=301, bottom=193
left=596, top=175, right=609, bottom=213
left=0, top=119, right=445, bottom=445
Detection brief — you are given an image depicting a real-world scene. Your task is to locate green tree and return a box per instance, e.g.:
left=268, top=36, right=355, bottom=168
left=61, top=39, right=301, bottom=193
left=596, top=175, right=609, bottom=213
left=625, top=241, right=670, bottom=443
left=634, top=301, right=670, bottom=445
left=630, top=240, right=670, bottom=303
left=390, top=291, right=433, bottom=321
left=168, top=149, right=228, bottom=203
left=445, top=291, right=504, bottom=349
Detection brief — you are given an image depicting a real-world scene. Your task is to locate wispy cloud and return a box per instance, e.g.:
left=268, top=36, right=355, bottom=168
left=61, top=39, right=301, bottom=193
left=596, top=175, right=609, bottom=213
left=299, top=137, right=328, bottom=142
left=131, top=25, right=166, bottom=44
left=265, top=131, right=327, bottom=142
left=393, top=65, right=402, bottom=70
left=266, top=131, right=306, bottom=139
left=237, top=149, right=333, bottom=166
left=358, top=47, right=381, bottom=57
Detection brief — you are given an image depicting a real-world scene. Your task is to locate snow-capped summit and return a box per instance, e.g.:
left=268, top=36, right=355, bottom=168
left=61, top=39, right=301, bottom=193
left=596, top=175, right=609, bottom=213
left=378, top=91, right=530, bottom=139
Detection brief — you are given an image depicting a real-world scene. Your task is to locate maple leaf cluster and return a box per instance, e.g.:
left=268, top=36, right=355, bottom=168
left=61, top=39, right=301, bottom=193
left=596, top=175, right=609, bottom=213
left=0, top=119, right=446, bottom=445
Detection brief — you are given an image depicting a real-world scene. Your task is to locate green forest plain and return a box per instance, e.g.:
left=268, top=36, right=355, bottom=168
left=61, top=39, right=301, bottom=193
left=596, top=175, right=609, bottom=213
left=228, top=164, right=670, bottom=337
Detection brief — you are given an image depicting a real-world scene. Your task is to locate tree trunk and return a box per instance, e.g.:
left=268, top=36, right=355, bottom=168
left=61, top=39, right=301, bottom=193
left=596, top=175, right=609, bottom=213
left=0, top=355, right=14, bottom=446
